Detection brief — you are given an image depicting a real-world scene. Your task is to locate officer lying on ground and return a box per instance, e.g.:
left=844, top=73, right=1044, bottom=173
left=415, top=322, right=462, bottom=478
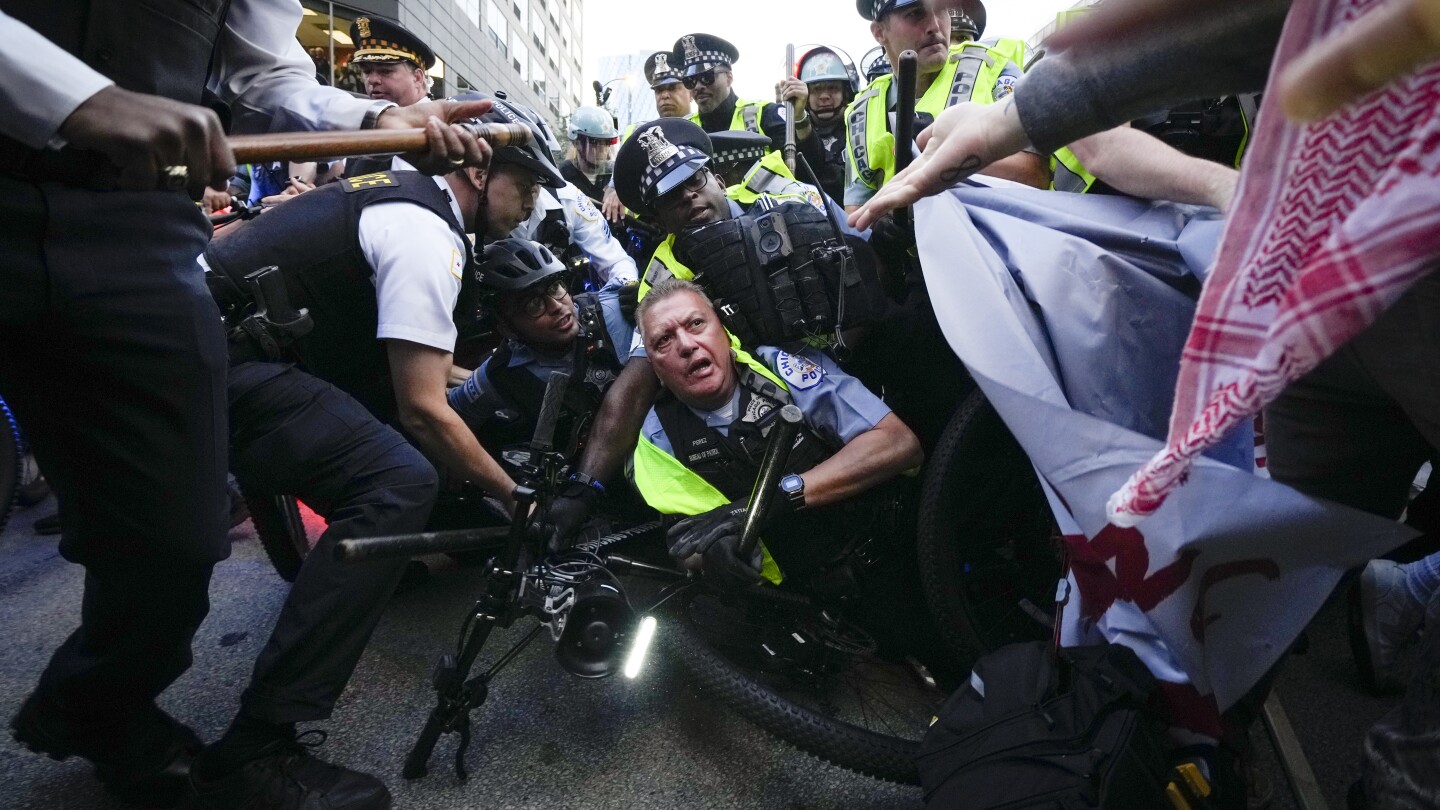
left=448, top=238, right=630, bottom=477
left=543, top=117, right=872, bottom=541
left=192, top=107, right=564, bottom=809
left=633, top=279, right=923, bottom=598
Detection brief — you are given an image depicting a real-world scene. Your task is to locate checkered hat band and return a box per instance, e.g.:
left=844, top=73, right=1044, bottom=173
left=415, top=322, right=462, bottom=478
left=641, top=146, right=706, bottom=202
left=714, top=146, right=766, bottom=164
left=686, top=50, right=731, bottom=69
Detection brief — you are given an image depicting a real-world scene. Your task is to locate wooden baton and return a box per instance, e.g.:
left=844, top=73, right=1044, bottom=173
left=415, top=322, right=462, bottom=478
left=228, top=122, right=533, bottom=164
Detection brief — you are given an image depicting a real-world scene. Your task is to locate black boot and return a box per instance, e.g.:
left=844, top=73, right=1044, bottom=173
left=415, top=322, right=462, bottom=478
left=189, top=723, right=390, bottom=810
left=11, top=691, right=200, bottom=807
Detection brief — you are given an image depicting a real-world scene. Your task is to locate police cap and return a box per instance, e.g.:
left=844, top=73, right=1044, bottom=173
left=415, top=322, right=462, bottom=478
left=644, top=51, right=684, bottom=88
left=709, top=130, right=770, bottom=174
left=613, top=117, right=712, bottom=217
left=350, top=15, right=436, bottom=70
left=950, top=1, right=987, bottom=40
left=671, top=33, right=740, bottom=77
left=856, top=0, right=923, bottom=22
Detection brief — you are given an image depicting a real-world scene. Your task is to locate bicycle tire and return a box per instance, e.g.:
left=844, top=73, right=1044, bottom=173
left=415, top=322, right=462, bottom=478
left=665, top=585, right=940, bottom=784
left=245, top=493, right=312, bottom=582
left=915, top=389, right=1061, bottom=669
left=0, top=397, right=20, bottom=535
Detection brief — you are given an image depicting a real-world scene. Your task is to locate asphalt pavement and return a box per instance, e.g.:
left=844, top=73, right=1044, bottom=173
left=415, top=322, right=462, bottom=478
left=0, top=495, right=1406, bottom=809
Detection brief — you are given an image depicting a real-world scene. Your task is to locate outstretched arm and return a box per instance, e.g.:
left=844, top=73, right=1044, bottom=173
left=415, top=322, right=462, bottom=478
left=1067, top=126, right=1238, bottom=210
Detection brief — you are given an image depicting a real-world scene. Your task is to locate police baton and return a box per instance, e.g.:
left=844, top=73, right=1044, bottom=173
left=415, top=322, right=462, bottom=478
left=227, top=122, right=533, bottom=164
left=892, top=49, right=919, bottom=234
left=736, top=405, right=804, bottom=560
left=782, top=43, right=798, bottom=174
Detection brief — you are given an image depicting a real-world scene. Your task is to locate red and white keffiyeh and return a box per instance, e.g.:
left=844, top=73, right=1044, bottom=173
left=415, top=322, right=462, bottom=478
left=1109, top=0, right=1440, bottom=525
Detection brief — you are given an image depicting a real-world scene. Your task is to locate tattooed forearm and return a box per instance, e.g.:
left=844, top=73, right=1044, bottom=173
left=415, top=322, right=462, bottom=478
left=939, top=155, right=982, bottom=184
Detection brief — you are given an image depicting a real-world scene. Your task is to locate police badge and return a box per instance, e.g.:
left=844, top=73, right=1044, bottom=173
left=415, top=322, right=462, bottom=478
left=681, top=35, right=699, bottom=65
left=355, top=16, right=371, bottom=38
left=637, top=126, right=680, bottom=169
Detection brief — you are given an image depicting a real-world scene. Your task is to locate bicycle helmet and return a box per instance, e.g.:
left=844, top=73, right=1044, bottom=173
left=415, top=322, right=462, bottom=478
left=796, top=46, right=861, bottom=95
left=452, top=91, right=566, bottom=188
left=568, top=105, right=619, bottom=142
left=477, top=238, right=569, bottom=297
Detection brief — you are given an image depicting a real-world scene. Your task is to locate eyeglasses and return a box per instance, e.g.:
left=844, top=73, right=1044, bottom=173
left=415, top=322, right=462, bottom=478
left=682, top=69, right=728, bottom=90
left=654, top=167, right=711, bottom=210
left=515, top=278, right=570, bottom=319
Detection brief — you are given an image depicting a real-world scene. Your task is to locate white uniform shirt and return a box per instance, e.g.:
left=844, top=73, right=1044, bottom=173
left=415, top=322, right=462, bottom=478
left=360, top=175, right=470, bottom=352
left=0, top=2, right=387, bottom=150
left=513, top=183, right=638, bottom=287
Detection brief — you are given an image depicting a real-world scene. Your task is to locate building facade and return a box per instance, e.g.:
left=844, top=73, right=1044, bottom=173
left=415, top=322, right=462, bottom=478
left=297, top=0, right=585, bottom=133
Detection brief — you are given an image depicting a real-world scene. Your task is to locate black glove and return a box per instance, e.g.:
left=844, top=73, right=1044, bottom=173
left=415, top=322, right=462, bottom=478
left=615, top=282, right=639, bottom=324
left=543, top=481, right=600, bottom=553
left=868, top=211, right=916, bottom=268
left=666, top=500, right=767, bottom=586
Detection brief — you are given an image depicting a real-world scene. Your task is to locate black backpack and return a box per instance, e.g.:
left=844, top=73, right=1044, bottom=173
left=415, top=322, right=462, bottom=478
left=919, top=642, right=1175, bottom=809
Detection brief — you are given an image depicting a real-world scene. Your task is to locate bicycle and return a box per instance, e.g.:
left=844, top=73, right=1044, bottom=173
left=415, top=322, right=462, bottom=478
left=339, top=380, right=959, bottom=786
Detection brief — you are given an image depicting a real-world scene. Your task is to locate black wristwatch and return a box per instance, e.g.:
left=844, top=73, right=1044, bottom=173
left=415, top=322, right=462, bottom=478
left=779, top=474, right=806, bottom=511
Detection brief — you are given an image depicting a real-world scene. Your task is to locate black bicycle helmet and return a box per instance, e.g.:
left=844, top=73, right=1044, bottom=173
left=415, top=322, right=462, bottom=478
left=477, top=238, right=568, bottom=296
left=452, top=91, right=566, bottom=188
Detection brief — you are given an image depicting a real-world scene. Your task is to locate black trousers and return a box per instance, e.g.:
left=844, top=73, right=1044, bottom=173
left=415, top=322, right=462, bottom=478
left=228, top=361, right=437, bottom=724
left=0, top=176, right=229, bottom=720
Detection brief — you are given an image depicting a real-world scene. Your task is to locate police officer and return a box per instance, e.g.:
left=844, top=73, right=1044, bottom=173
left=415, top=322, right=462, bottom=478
left=601, top=50, right=693, bottom=225
left=351, top=15, right=435, bottom=107
left=542, top=118, right=844, bottom=543
left=795, top=46, right=862, bottom=202
left=671, top=32, right=824, bottom=169
left=449, top=238, right=629, bottom=464
left=342, top=16, right=440, bottom=178
left=461, top=94, right=639, bottom=293
left=0, top=3, right=488, bottom=806
left=845, top=0, right=1048, bottom=209
left=633, top=278, right=922, bottom=595
left=563, top=105, right=618, bottom=202
left=187, top=110, right=561, bottom=808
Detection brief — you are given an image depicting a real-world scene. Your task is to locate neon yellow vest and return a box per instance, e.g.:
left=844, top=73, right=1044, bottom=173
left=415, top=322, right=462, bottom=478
left=845, top=42, right=1015, bottom=190
left=689, top=97, right=769, bottom=136
left=632, top=346, right=789, bottom=584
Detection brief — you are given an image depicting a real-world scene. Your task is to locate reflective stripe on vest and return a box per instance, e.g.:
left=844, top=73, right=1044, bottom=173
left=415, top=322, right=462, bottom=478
left=631, top=346, right=788, bottom=584
left=846, top=42, right=1009, bottom=190
left=1049, top=146, right=1096, bottom=193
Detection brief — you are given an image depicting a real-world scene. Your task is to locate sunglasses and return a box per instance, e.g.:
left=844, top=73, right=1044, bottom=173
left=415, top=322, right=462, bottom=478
left=578, top=134, right=618, bottom=147
left=682, top=69, right=728, bottom=90
left=654, top=167, right=711, bottom=210
left=515, top=278, right=570, bottom=319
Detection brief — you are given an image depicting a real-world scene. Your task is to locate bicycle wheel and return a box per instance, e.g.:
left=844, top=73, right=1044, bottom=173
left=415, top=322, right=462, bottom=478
left=0, top=397, right=20, bottom=535
left=665, top=584, right=943, bottom=784
left=246, top=494, right=312, bottom=582
left=916, top=389, right=1062, bottom=669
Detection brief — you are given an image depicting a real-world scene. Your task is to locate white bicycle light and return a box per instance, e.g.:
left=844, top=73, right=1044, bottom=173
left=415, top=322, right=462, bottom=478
left=623, top=615, right=658, bottom=679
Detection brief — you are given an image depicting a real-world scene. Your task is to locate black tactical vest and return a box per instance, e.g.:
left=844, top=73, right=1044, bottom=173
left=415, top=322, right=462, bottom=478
left=479, top=292, right=621, bottom=456
left=654, top=368, right=835, bottom=502
left=205, top=170, right=478, bottom=421
left=0, top=0, right=230, bottom=182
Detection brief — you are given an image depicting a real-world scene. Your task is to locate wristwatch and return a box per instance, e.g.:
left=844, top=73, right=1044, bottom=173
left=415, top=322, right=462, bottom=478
left=569, top=471, right=606, bottom=495
left=779, top=474, right=806, bottom=511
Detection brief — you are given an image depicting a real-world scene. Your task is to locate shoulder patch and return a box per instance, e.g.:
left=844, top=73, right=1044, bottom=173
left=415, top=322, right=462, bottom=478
left=775, top=351, right=823, bottom=390
left=993, top=74, right=1018, bottom=100
left=343, top=171, right=398, bottom=192
left=572, top=194, right=601, bottom=223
